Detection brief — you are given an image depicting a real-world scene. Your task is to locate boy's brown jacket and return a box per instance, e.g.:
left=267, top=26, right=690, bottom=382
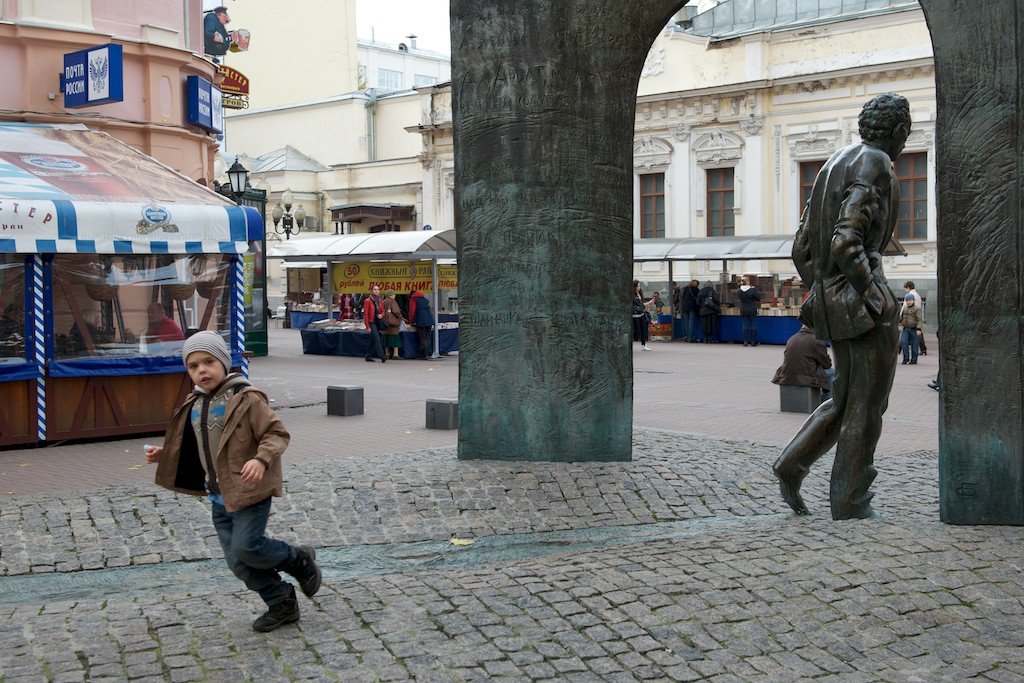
left=155, top=385, right=289, bottom=512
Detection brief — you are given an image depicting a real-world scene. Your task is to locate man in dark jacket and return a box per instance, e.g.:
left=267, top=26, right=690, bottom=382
left=680, top=280, right=700, bottom=341
left=408, top=290, right=434, bottom=359
left=697, top=282, right=720, bottom=343
left=772, top=325, right=833, bottom=400
left=773, top=93, right=910, bottom=520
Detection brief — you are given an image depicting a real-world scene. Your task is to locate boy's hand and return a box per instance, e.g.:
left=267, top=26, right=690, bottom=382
left=240, top=459, right=266, bottom=486
left=144, top=445, right=163, bottom=464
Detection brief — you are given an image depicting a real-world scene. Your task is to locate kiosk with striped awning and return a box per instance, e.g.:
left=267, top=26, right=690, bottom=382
left=0, top=123, right=262, bottom=445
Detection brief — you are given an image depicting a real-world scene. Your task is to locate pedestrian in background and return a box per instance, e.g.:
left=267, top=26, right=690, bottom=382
left=737, top=275, right=763, bottom=347
left=900, top=292, right=924, bottom=364
left=680, top=279, right=700, bottom=342
left=146, top=331, right=322, bottom=632
left=381, top=290, right=404, bottom=360
left=697, top=281, right=721, bottom=343
left=772, top=324, right=834, bottom=401
left=363, top=284, right=387, bottom=363
left=409, top=290, right=434, bottom=359
left=632, top=280, right=653, bottom=351
left=902, top=281, right=928, bottom=355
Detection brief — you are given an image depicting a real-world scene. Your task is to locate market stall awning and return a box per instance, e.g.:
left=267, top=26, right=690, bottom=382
left=0, top=123, right=262, bottom=254
left=268, top=229, right=457, bottom=261
left=633, top=233, right=906, bottom=261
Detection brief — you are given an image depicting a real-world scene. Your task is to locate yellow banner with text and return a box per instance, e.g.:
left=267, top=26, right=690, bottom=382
left=330, top=261, right=458, bottom=294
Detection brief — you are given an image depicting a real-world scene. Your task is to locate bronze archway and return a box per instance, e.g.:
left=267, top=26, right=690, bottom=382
left=451, top=1, right=1023, bottom=525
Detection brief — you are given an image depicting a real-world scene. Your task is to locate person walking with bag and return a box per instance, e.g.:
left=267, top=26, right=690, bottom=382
left=363, top=284, right=387, bottom=363
left=381, top=290, right=404, bottom=360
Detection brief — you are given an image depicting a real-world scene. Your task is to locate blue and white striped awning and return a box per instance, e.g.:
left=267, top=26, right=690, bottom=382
left=0, top=123, right=262, bottom=254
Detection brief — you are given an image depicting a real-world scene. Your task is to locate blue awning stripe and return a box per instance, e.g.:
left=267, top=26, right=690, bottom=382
left=54, top=200, right=78, bottom=240
left=242, top=206, right=264, bottom=241
left=225, top=206, right=247, bottom=242
left=75, top=240, right=96, bottom=252
left=186, top=241, right=204, bottom=253
left=113, top=240, right=133, bottom=253
left=150, top=241, right=169, bottom=254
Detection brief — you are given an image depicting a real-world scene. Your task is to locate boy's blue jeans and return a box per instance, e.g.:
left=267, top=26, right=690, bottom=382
left=900, top=327, right=920, bottom=363
left=211, top=497, right=296, bottom=606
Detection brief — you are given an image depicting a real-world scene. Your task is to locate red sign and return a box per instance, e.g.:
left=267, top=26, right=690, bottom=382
left=217, top=66, right=250, bottom=96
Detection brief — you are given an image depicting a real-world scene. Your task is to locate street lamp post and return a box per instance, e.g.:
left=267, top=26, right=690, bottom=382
left=215, top=159, right=250, bottom=200
left=270, top=188, right=306, bottom=239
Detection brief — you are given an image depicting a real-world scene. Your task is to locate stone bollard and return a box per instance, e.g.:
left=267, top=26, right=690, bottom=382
left=327, top=385, right=364, bottom=416
left=426, top=398, right=459, bottom=430
left=779, top=385, right=821, bottom=414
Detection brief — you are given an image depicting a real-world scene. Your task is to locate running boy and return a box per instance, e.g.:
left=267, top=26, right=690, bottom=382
left=146, top=331, right=322, bottom=632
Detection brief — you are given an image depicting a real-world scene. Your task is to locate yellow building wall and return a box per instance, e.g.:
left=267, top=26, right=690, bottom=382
left=227, top=100, right=367, bottom=164
left=373, top=96, right=422, bottom=161
left=218, top=0, right=358, bottom=111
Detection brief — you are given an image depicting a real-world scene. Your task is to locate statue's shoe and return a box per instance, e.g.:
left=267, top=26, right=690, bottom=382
left=773, top=463, right=809, bottom=515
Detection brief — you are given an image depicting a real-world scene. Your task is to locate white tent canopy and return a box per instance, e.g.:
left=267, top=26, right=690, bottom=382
left=633, top=233, right=905, bottom=262
left=268, top=229, right=456, bottom=359
left=268, top=229, right=457, bottom=261
left=633, top=235, right=795, bottom=262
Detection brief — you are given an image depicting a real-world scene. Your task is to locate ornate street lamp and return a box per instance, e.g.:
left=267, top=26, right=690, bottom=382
left=226, top=159, right=248, bottom=198
left=270, top=188, right=306, bottom=239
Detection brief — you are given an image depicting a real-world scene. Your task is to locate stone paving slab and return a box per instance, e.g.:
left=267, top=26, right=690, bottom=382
left=0, top=429, right=937, bottom=578
left=3, top=429, right=1022, bottom=680
left=2, top=497, right=1023, bottom=681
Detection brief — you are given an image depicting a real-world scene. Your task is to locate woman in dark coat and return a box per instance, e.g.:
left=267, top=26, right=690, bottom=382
left=631, top=280, right=653, bottom=351
left=737, top=276, right=763, bottom=347
left=697, top=282, right=721, bottom=343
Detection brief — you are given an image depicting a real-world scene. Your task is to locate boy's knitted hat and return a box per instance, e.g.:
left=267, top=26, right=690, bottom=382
left=905, top=293, right=915, bottom=302
left=182, top=331, right=232, bottom=373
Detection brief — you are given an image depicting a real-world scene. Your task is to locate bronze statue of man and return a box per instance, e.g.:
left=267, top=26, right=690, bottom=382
left=774, top=93, right=911, bottom=520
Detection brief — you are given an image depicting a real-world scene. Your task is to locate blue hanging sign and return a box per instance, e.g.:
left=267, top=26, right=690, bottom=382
left=62, top=44, right=124, bottom=108
left=186, top=76, right=223, bottom=134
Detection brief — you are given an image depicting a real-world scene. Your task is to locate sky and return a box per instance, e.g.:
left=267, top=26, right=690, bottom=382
left=356, top=0, right=451, bottom=55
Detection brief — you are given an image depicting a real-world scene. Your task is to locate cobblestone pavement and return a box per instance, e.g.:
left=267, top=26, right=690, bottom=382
left=3, top=428, right=1024, bottom=681
left=0, top=326, right=939, bottom=496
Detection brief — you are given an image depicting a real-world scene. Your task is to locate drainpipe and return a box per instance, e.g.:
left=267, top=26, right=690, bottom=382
left=365, top=88, right=378, bottom=162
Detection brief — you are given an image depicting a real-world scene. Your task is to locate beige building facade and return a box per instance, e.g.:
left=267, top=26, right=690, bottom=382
left=236, top=1, right=938, bottom=303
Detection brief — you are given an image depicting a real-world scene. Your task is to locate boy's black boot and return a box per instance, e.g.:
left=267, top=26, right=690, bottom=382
left=284, top=545, right=322, bottom=598
left=253, top=586, right=299, bottom=632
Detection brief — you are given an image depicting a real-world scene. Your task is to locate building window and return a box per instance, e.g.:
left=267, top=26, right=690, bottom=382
left=377, top=68, right=403, bottom=92
left=413, top=74, right=437, bottom=88
left=706, top=168, right=734, bottom=237
left=895, top=152, right=928, bottom=240
left=799, top=160, right=826, bottom=210
left=639, top=173, right=665, bottom=238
